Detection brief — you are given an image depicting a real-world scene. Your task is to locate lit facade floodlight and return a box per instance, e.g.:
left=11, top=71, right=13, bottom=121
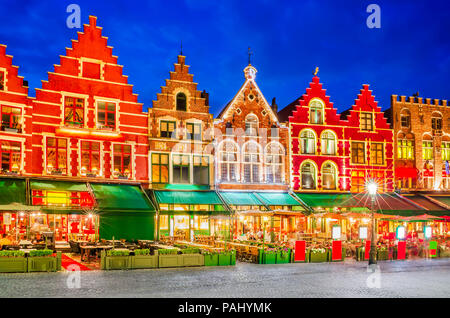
left=367, top=181, right=378, bottom=196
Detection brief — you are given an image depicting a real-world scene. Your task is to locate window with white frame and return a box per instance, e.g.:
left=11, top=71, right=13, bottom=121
left=321, top=131, right=336, bottom=155
left=243, top=142, right=261, bottom=183
left=172, top=154, right=190, bottom=184
left=398, top=138, right=414, bottom=159
left=219, top=141, right=238, bottom=182
left=1, top=106, right=21, bottom=131
left=1, top=140, right=21, bottom=173
left=322, top=162, right=337, bottom=190
left=245, top=114, right=258, bottom=136
left=97, top=101, right=116, bottom=130
left=265, top=143, right=283, bottom=183
left=309, top=99, right=324, bottom=124
left=442, top=141, right=450, bottom=161
left=46, top=137, right=67, bottom=175
left=64, top=96, right=84, bottom=127
left=431, top=113, right=442, bottom=130
left=301, top=162, right=316, bottom=189
left=400, top=110, right=411, bottom=128
left=80, top=141, right=101, bottom=176
left=113, top=144, right=132, bottom=178
left=300, top=130, right=316, bottom=154
left=423, top=140, right=433, bottom=160
left=360, top=112, right=373, bottom=131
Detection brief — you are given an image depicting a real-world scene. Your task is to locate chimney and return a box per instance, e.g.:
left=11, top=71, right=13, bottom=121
left=201, top=90, right=209, bottom=106
left=271, top=97, right=278, bottom=113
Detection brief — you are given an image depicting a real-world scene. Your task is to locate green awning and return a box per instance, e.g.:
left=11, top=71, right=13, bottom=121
left=0, top=179, right=27, bottom=205
left=91, top=184, right=155, bottom=213
left=154, top=190, right=223, bottom=205
left=219, top=192, right=264, bottom=206
left=427, top=196, right=450, bottom=209
left=30, top=180, right=88, bottom=192
left=294, top=193, right=364, bottom=208
left=254, top=192, right=304, bottom=208
left=99, top=212, right=155, bottom=241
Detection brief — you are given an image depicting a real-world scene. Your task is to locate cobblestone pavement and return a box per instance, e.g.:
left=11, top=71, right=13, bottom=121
left=1, top=259, right=449, bottom=298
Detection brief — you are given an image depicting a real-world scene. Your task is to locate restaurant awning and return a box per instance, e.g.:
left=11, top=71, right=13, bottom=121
left=30, top=180, right=89, bottom=192
left=400, top=194, right=449, bottom=212
left=253, top=192, right=305, bottom=209
left=293, top=193, right=365, bottom=209
left=426, top=196, right=450, bottom=210
left=91, top=184, right=156, bottom=241
left=218, top=192, right=265, bottom=206
left=0, top=178, right=27, bottom=206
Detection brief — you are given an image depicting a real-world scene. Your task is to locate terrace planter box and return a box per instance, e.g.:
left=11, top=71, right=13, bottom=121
left=291, top=251, right=309, bottom=263
left=103, top=256, right=131, bottom=270
left=181, top=254, right=204, bottom=267
left=276, top=250, right=291, bottom=264
left=130, top=255, right=158, bottom=269
left=231, top=251, right=236, bottom=265
left=262, top=252, right=277, bottom=264
left=438, top=247, right=450, bottom=258
left=158, top=254, right=180, bottom=268
left=28, top=256, right=58, bottom=272
left=377, top=249, right=389, bottom=261
left=0, top=257, right=28, bottom=273
left=204, top=254, right=219, bottom=266
left=309, top=250, right=328, bottom=263
left=217, top=251, right=236, bottom=266
left=328, top=248, right=346, bottom=262
left=158, top=254, right=204, bottom=268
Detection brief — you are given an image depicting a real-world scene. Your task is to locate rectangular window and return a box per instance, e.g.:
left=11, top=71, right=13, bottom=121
left=401, top=115, right=410, bottom=128
left=0, top=71, right=4, bottom=90
left=1, top=106, right=21, bottom=131
left=80, top=141, right=100, bottom=176
left=172, top=154, right=190, bottom=184
left=442, top=142, right=450, bottom=161
left=97, top=102, right=116, bottom=130
left=1, top=140, right=21, bottom=173
left=64, top=97, right=84, bottom=127
left=351, top=142, right=366, bottom=164
left=423, top=141, right=433, bottom=160
left=351, top=171, right=365, bottom=193
left=193, top=156, right=209, bottom=185
left=370, top=143, right=384, bottom=165
left=397, top=140, right=414, bottom=159
left=160, top=121, right=176, bottom=138
left=186, top=123, right=201, bottom=141
left=151, top=153, right=169, bottom=184
left=113, top=144, right=132, bottom=178
left=360, top=112, right=373, bottom=131
left=32, top=190, right=94, bottom=207
left=46, top=137, right=67, bottom=175
left=432, top=117, right=442, bottom=130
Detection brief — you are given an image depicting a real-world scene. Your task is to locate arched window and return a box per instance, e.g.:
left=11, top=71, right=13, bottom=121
left=431, top=112, right=442, bottom=130
left=243, top=142, right=261, bottom=183
left=219, top=141, right=238, bottom=182
left=321, top=131, right=337, bottom=155
left=300, top=130, right=316, bottom=154
left=309, top=99, right=324, bottom=124
left=322, top=162, right=337, bottom=190
left=245, top=114, right=258, bottom=136
left=397, top=133, right=414, bottom=159
left=176, top=93, right=187, bottom=111
left=301, top=162, right=316, bottom=189
left=265, top=143, right=283, bottom=183
left=400, top=109, right=411, bottom=128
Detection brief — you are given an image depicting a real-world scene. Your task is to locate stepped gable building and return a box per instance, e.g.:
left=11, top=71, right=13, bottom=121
left=389, top=94, right=450, bottom=191
left=0, top=44, right=33, bottom=176
left=279, top=75, right=394, bottom=193
left=31, top=16, right=149, bottom=182
left=214, top=63, right=290, bottom=191
left=148, top=54, right=214, bottom=189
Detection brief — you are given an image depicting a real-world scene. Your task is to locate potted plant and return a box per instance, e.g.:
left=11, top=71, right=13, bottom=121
left=101, top=249, right=131, bottom=270
left=309, top=248, right=328, bottom=263
left=130, top=248, right=158, bottom=269
left=28, top=250, right=60, bottom=272
left=0, top=250, right=27, bottom=273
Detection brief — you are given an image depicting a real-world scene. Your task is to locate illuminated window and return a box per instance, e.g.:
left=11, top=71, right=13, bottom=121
left=193, top=156, right=209, bottom=185
left=243, top=142, right=261, bottom=183
left=322, top=162, right=337, bottom=190
left=442, top=142, right=450, bottom=161
left=46, top=138, right=67, bottom=175
left=300, top=130, right=316, bottom=154
left=309, top=99, right=324, bottom=124
left=351, top=142, right=366, bottom=164
left=113, top=144, right=132, bottom=178
left=351, top=170, right=365, bottom=193
left=0, top=71, right=4, bottom=90
left=176, top=93, right=187, bottom=111
left=370, top=143, right=384, bottom=165
left=173, top=154, right=190, bottom=183
left=97, top=102, right=116, bottom=130
left=186, top=123, right=201, bottom=141
left=301, top=162, right=316, bottom=189
left=1, top=140, right=21, bottom=173
left=321, top=131, right=336, bottom=155
left=81, top=141, right=100, bottom=176
left=32, top=190, right=94, bottom=207
left=360, top=112, right=373, bottom=131
left=219, top=141, right=238, bottom=182
left=423, top=141, right=433, bottom=160
left=194, top=215, right=209, bottom=231
left=64, top=97, right=84, bottom=127
left=160, top=121, right=176, bottom=138
left=398, top=139, right=414, bottom=159
left=265, top=143, right=283, bottom=183
left=152, top=153, right=169, bottom=184
left=1, top=106, right=21, bottom=131
left=245, top=114, right=258, bottom=136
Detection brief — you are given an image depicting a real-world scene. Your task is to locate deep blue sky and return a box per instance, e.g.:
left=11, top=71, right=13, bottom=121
left=0, top=0, right=448, bottom=115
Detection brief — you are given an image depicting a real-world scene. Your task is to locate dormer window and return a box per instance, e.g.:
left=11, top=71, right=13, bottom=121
left=309, top=99, right=324, bottom=124
left=245, top=114, right=258, bottom=136
left=97, top=101, right=116, bottom=130
left=176, top=93, right=187, bottom=111
left=1, top=106, right=21, bottom=132
left=64, top=97, right=84, bottom=127
left=360, top=112, right=373, bottom=131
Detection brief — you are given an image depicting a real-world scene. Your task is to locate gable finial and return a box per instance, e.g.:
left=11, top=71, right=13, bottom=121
left=248, top=47, right=252, bottom=65
left=313, top=66, right=319, bottom=76
left=180, top=40, right=183, bottom=55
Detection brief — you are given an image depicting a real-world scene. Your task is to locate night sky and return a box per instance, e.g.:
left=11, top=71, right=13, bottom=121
left=0, top=0, right=448, bottom=115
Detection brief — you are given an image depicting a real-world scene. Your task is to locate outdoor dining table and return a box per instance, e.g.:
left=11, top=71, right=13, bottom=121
left=79, top=245, right=101, bottom=263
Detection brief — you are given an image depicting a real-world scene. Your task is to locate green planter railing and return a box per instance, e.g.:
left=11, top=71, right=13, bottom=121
left=309, top=249, right=328, bottom=263
left=0, top=256, right=28, bottom=273
left=276, top=249, right=291, bottom=264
